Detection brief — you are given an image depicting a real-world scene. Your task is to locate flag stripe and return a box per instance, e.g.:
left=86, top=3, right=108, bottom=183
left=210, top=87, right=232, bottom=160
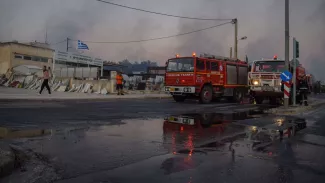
left=77, top=40, right=89, bottom=50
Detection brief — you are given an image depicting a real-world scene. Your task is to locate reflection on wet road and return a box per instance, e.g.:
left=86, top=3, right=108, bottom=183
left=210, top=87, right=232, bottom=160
left=1, top=99, right=325, bottom=183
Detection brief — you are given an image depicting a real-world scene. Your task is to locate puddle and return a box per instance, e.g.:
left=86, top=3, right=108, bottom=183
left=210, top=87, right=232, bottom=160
left=0, top=127, right=52, bottom=139
left=163, top=109, right=267, bottom=132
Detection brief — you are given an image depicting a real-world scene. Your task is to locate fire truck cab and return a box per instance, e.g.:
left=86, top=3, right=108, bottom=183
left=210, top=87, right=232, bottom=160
left=248, top=56, right=306, bottom=104
left=165, top=53, right=249, bottom=104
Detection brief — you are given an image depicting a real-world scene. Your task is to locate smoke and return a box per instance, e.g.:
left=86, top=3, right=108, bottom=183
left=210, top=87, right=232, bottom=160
left=0, top=0, right=324, bottom=79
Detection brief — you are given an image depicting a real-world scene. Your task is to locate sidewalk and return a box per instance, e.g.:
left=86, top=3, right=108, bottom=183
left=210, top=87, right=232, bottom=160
left=0, top=87, right=171, bottom=101
left=266, top=97, right=325, bottom=115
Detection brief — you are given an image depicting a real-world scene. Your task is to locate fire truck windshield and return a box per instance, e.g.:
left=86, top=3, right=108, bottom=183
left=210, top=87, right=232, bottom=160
left=253, top=61, right=285, bottom=72
left=167, top=58, right=194, bottom=72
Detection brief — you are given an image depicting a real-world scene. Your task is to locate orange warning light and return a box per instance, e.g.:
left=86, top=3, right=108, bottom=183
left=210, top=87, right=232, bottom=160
left=273, top=55, right=278, bottom=60
left=176, top=54, right=180, bottom=58
left=192, top=52, right=196, bottom=57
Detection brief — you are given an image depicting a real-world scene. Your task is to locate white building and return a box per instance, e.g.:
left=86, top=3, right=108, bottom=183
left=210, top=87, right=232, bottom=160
left=53, top=51, right=105, bottom=77
left=54, top=51, right=104, bottom=68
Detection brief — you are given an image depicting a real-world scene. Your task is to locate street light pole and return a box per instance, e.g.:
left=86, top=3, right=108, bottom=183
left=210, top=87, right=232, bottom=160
left=66, top=37, right=70, bottom=52
left=232, top=18, right=238, bottom=60
left=284, top=0, right=290, bottom=108
left=292, top=37, right=297, bottom=105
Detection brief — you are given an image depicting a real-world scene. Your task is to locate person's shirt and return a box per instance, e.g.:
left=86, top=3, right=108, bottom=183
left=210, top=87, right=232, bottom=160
left=43, top=70, right=50, bottom=79
left=116, top=74, right=123, bottom=84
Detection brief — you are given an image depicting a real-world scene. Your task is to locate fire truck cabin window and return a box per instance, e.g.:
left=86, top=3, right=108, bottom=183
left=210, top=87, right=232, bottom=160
left=254, top=61, right=285, bottom=72
left=211, top=62, right=218, bottom=71
left=196, top=59, right=205, bottom=71
left=167, top=58, right=194, bottom=72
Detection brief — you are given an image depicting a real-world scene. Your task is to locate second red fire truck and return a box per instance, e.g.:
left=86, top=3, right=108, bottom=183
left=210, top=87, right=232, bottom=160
left=164, top=53, right=249, bottom=104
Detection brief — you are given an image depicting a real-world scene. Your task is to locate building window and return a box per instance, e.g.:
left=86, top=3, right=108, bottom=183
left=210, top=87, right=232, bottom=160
left=41, top=58, right=48, bottom=62
left=14, top=54, right=23, bottom=59
left=32, top=57, right=40, bottom=61
left=24, top=56, right=32, bottom=60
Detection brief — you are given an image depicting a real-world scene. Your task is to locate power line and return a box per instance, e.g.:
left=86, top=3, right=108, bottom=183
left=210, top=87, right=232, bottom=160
left=70, top=21, right=231, bottom=44
left=50, top=40, right=66, bottom=45
left=96, top=0, right=232, bottom=21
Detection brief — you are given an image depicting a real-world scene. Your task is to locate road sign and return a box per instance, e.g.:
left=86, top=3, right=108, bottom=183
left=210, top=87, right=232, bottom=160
left=280, top=70, right=292, bottom=82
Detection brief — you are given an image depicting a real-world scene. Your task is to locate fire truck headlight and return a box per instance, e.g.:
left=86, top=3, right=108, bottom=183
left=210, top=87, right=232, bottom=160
left=253, top=80, right=259, bottom=85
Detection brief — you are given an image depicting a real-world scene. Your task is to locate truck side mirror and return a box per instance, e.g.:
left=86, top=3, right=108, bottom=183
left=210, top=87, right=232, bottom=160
left=248, top=65, right=252, bottom=72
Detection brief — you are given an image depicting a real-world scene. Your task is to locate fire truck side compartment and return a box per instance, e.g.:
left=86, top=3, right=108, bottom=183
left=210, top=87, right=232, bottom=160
left=238, top=66, right=248, bottom=85
left=226, top=64, right=237, bottom=85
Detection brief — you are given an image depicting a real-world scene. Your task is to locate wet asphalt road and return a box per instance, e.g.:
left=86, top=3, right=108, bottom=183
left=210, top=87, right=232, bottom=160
left=1, top=97, right=325, bottom=183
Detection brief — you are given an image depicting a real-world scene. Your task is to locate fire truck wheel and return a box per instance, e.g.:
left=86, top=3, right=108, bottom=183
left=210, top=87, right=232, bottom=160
left=226, top=90, right=242, bottom=103
left=269, top=97, right=277, bottom=105
left=199, top=85, right=213, bottom=104
left=173, top=95, right=186, bottom=102
left=233, top=90, right=243, bottom=103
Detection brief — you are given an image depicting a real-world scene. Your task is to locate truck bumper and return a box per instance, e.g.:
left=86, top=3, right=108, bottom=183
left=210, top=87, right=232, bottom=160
left=250, top=90, right=283, bottom=97
left=165, top=86, right=196, bottom=95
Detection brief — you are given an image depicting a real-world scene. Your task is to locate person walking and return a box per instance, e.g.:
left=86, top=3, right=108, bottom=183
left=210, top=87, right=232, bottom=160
left=39, top=66, right=51, bottom=95
left=116, top=71, right=124, bottom=95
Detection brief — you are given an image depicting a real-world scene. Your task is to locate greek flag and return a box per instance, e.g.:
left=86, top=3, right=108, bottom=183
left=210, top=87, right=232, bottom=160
left=77, top=40, right=89, bottom=50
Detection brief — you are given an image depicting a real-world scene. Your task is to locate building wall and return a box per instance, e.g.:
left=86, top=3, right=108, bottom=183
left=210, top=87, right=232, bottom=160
left=10, top=43, right=53, bottom=69
left=0, top=45, right=11, bottom=74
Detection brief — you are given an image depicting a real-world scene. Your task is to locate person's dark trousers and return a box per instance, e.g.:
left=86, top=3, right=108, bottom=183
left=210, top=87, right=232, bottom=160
left=39, top=79, right=51, bottom=94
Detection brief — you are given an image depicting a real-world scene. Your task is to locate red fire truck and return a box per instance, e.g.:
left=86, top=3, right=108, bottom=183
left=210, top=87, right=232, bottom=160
left=248, top=56, right=307, bottom=104
left=164, top=53, right=249, bottom=104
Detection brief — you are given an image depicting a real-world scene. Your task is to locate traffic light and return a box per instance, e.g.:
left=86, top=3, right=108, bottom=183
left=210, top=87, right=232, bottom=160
left=295, top=40, right=299, bottom=58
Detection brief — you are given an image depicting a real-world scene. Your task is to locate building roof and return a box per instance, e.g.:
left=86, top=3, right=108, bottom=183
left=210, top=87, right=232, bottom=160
left=0, top=41, right=54, bottom=51
left=14, top=65, right=42, bottom=70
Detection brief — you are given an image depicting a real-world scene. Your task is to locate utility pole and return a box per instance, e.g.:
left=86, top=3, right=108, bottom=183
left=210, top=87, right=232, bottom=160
left=230, top=47, right=233, bottom=58
left=292, top=37, right=297, bottom=105
left=284, top=0, right=290, bottom=108
left=232, top=18, right=238, bottom=59
left=45, top=27, right=48, bottom=44
left=66, top=37, right=70, bottom=52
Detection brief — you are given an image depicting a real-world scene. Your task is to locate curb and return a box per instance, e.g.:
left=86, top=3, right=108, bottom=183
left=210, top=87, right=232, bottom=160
left=0, top=145, right=15, bottom=178
left=0, top=95, right=172, bottom=102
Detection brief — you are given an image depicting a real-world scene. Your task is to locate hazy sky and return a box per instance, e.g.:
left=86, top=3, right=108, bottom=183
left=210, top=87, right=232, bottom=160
left=0, top=0, right=324, bottom=79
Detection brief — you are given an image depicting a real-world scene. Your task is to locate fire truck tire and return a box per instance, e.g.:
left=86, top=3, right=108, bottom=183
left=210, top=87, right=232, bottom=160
left=269, top=97, right=277, bottom=105
left=227, top=89, right=242, bottom=103
left=199, top=85, right=213, bottom=104
left=173, top=95, right=186, bottom=102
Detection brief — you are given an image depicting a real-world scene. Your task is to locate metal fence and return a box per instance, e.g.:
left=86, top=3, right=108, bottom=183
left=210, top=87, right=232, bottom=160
left=54, top=67, right=98, bottom=78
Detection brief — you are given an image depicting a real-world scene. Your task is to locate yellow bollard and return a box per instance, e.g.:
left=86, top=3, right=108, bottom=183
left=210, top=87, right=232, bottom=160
left=253, top=98, right=256, bottom=105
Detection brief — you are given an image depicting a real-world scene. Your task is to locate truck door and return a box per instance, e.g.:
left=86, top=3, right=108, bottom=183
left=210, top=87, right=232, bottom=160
left=195, top=58, right=206, bottom=84
left=210, top=61, right=221, bottom=85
